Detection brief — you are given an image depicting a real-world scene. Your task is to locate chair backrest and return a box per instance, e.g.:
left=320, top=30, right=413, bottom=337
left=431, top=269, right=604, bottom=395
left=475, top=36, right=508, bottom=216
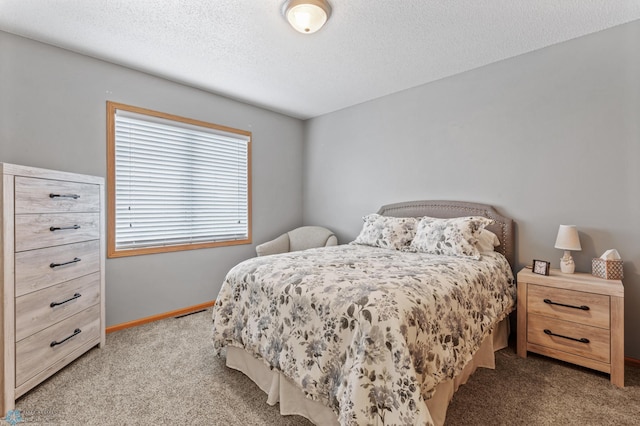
left=288, top=226, right=337, bottom=252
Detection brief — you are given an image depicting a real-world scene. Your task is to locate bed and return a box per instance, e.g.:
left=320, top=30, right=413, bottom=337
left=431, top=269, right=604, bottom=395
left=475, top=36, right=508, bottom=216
left=212, top=200, right=516, bottom=426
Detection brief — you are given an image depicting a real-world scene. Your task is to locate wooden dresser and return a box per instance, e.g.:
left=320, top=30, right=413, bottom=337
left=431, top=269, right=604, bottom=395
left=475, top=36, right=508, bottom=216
left=1, top=163, right=105, bottom=413
left=517, top=268, right=624, bottom=387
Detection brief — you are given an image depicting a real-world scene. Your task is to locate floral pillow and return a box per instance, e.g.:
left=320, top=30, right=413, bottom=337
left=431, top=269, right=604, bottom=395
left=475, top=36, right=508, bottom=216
left=407, top=216, right=494, bottom=259
left=351, top=214, right=418, bottom=250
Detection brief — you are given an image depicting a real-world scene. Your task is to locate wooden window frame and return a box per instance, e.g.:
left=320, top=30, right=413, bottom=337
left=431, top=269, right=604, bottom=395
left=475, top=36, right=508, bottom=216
left=106, top=101, right=252, bottom=258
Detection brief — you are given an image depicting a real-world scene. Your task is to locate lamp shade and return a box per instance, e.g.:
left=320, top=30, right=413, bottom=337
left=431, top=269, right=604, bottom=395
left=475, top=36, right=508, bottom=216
left=554, top=225, right=582, bottom=251
left=282, top=0, right=332, bottom=34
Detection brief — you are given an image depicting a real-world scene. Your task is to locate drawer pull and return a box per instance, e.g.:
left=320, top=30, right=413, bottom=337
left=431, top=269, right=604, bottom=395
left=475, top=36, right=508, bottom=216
left=50, top=293, right=82, bottom=308
left=50, top=328, right=82, bottom=347
left=543, top=329, right=590, bottom=344
left=49, top=225, right=81, bottom=232
left=50, top=257, right=82, bottom=268
left=49, top=193, right=80, bottom=199
left=543, top=298, right=590, bottom=311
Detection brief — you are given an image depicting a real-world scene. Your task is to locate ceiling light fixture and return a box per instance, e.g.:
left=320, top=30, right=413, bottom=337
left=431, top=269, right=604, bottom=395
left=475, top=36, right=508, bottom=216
left=282, top=0, right=332, bottom=34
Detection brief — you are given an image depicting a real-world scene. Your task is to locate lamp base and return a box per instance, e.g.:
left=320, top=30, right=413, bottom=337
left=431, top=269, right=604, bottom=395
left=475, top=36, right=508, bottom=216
left=559, top=261, right=575, bottom=274
left=560, top=250, right=575, bottom=273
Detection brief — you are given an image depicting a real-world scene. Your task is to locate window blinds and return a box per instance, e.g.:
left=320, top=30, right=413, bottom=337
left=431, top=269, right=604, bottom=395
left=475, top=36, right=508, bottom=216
left=114, top=110, right=249, bottom=250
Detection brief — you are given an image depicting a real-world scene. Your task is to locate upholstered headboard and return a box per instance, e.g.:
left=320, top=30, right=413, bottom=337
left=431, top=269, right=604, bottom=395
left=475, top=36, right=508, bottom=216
left=377, top=200, right=515, bottom=270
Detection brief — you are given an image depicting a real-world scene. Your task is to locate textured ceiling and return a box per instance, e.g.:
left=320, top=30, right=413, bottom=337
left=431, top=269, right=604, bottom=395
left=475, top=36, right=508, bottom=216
left=1, top=1, right=639, bottom=119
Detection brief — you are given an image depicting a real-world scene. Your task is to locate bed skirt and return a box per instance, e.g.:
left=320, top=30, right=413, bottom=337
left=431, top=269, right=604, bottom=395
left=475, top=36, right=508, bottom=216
left=225, top=317, right=510, bottom=426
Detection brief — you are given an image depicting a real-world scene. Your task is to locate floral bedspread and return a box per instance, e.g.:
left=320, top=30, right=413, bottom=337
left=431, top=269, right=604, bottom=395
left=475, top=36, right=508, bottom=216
left=212, top=245, right=515, bottom=426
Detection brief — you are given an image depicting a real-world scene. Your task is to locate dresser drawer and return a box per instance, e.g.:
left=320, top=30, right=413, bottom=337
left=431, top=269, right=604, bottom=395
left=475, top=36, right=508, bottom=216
left=15, top=273, right=101, bottom=341
left=14, top=177, right=99, bottom=214
left=15, top=240, right=100, bottom=297
left=528, top=284, right=610, bottom=329
left=527, top=313, right=610, bottom=363
left=14, top=212, right=100, bottom=252
left=15, top=305, right=101, bottom=387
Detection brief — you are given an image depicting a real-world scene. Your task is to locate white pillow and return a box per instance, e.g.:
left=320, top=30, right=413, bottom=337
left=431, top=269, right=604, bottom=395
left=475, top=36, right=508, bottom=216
left=408, top=216, right=494, bottom=260
left=476, top=229, right=501, bottom=253
left=351, top=214, right=418, bottom=250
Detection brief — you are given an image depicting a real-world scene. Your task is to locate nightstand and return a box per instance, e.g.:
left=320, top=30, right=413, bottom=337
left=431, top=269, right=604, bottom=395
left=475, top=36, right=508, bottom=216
left=517, top=268, right=624, bottom=387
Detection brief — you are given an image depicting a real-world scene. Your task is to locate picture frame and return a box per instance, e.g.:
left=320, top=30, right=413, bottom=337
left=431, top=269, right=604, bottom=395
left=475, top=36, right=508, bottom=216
left=532, top=259, right=550, bottom=276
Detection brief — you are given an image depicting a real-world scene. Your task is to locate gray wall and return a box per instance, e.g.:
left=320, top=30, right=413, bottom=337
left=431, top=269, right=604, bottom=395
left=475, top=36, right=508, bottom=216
left=303, top=21, right=640, bottom=359
left=0, top=32, right=305, bottom=326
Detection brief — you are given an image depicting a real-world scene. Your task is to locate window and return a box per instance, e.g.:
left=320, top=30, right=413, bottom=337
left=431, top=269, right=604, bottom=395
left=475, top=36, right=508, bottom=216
left=107, top=102, right=251, bottom=257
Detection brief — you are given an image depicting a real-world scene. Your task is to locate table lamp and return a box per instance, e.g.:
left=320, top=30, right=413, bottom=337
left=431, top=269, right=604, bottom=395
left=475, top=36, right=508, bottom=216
left=554, top=225, right=581, bottom=273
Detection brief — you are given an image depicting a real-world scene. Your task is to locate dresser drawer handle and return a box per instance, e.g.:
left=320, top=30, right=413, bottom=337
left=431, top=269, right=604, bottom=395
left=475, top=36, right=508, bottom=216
left=543, top=298, right=590, bottom=311
left=543, top=329, right=590, bottom=344
left=50, top=328, right=82, bottom=347
left=49, top=193, right=80, bottom=199
left=49, top=225, right=81, bottom=232
left=50, top=257, right=81, bottom=268
left=50, top=293, right=82, bottom=308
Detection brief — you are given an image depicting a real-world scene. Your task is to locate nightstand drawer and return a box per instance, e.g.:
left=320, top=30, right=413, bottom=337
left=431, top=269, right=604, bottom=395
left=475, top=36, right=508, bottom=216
left=528, top=284, right=610, bottom=329
left=15, top=305, right=101, bottom=387
left=14, top=177, right=100, bottom=214
left=528, top=314, right=610, bottom=363
left=15, top=273, right=101, bottom=341
left=14, top=212, right=100, bottom=252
